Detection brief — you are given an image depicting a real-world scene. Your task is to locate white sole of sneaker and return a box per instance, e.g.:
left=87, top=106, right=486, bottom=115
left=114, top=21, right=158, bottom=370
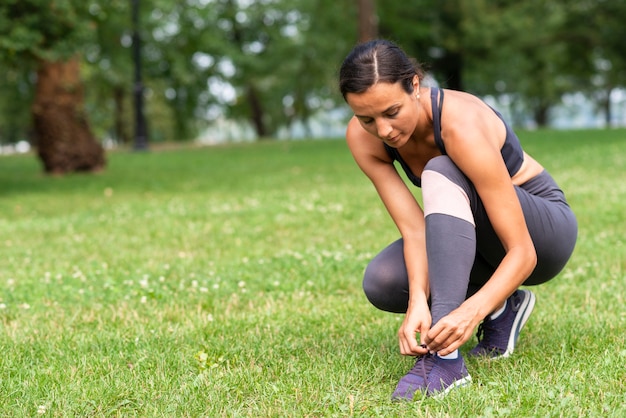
left=502, top=289, right=536, bottom=358
left=433, top=375, right=472, bottom=399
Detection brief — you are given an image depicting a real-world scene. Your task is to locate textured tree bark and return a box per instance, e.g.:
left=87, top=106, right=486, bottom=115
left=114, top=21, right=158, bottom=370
left=32, top=57, right=106, bottom=174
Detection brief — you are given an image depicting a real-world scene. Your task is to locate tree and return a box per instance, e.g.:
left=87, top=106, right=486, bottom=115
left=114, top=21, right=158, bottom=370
left=378, top=0, right=466, bottom=90
left=168, top=0, right=356, bottom=139
left=565, top=0, right=626, bottom=127
left=0, top=68, right=33, bottom=145
left=0, top=0, right=106, bottom=174
left=86, top=0, right=135, bottom=145
left=379, top=0, right=619, bottom=127
left=358, top=0, right=378, bottom=42
left=457, top=0, right=575, bottom=126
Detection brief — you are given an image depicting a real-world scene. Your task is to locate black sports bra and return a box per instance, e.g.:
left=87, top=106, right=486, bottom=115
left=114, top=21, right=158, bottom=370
left=384, top=87, right=524, bottom=187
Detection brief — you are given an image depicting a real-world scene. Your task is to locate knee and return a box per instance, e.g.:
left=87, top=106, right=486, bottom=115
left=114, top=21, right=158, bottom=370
left=362, top=262, right=389, bottom=301
left=422, top=156, right=475, bottom=222
left=423, top=155, right=458, bottom=176
left=362, top=261, right=408, bottom=313
left=423, top=156, right=469, bottom=192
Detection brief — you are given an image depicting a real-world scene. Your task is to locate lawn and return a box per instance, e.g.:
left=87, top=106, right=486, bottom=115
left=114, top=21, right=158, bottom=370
left=0, top=129, right=625, bottom=417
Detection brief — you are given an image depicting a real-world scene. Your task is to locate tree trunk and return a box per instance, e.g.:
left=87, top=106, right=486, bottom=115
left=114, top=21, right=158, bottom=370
left=603, top=87, right=613, bottom=128
left=247, top=84, right=268, bottom=138
left=113, top=86, right=131, bottom=144
left=358, top=0, right=378, bottom=42
left=534, top=103, right=550, bottom=127
left=32, top=57, right=106, bottom=174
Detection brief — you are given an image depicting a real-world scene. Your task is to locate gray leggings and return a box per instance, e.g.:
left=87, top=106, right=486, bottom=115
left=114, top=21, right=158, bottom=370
left=362, top=156, right=577, bottom=324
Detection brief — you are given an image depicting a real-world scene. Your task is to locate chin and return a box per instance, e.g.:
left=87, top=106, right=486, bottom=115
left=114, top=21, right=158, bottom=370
left=388, top=136, right=408, bottom=148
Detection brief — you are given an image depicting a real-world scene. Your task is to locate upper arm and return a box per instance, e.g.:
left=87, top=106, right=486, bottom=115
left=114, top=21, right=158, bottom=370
left=441, top=103, right=533, bottom=253
left=346, top=117, right=425, bottom=238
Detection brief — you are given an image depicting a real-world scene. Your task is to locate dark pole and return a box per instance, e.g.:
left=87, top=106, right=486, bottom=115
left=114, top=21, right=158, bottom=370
left=132, top=0, right=148, bottom=150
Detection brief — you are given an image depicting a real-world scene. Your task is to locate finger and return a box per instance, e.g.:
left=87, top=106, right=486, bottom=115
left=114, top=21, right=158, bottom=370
left=398, top=332, right=413, bottom=355
left=418, top=326, right=430, bottom=346
left=426, top=324, right=460, bottom=353
left=436, top=340, right=462, bottom=357
left=438, top=330, right=474, bottom=355
left=402, top=327, right=420, bottom=349
left=398, top=337, right=411, bottom=355
left=415, top=344, right=429, bottom=355
left=399, top=333, right=426, bottom=356
left=423, top=322, right=442, bottom=347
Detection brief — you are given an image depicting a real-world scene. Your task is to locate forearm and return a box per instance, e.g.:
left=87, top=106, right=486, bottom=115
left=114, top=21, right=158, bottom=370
left=462, top=245, right=537, bottom=319
left=398, top=235, right=432, bottom=356
left=402, top=235, right=430, bottom=306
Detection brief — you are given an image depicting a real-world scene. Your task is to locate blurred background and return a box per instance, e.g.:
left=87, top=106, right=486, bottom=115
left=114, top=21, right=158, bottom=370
left=1, top=0, right=625, bottom=172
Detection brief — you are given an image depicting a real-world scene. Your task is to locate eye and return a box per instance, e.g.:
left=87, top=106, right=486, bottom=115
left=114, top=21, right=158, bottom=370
left=359, top=117, right=374, bottom=125
left=386, top=109, right=400, bottom=118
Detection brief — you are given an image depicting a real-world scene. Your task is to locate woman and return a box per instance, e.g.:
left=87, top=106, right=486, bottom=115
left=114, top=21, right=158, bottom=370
left=338, top=40, right=577, bottom=400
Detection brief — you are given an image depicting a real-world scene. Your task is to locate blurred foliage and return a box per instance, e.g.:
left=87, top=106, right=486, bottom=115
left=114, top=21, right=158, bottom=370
left=380, top=0, right=626, bottom=127
left=1, top=0, right=626, bottom=146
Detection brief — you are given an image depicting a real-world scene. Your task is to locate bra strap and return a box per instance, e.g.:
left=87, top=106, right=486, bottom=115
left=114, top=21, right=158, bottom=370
left=431, top=88, right=446, bottom=154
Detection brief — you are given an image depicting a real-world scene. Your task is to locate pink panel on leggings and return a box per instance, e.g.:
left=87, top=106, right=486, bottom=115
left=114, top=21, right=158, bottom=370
left=422, top=170, right=475, bottom=226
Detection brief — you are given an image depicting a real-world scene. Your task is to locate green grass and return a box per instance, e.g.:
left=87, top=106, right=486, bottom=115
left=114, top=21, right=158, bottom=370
left=0, top=129, right=625, bottom=417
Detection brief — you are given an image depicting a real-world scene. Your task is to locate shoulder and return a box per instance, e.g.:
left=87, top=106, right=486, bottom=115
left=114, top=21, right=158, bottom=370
left=439, top=89, right=505, bottom=147
left=441, top=90, right=495, bottom=125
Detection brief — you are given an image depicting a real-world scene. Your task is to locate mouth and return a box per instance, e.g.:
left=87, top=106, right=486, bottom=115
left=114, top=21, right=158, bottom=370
left=385, top=134, right=400, bottom=144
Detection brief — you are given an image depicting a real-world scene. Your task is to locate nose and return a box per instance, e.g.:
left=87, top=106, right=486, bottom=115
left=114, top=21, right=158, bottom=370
left=376, top=119, right=393, bottom=138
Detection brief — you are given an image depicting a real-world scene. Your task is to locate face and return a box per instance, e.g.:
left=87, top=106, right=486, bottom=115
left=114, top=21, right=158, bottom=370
left=345, top=79, right=419, bottom=147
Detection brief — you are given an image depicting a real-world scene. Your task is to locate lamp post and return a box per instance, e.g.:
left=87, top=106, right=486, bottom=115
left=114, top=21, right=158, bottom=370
left=132, top=0, right=148, bottom=150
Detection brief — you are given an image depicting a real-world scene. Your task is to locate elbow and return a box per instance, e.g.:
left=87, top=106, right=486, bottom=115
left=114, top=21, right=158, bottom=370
left=525, top=243, right=538, bottom=275
left=511, top=242, right=537, bottom=278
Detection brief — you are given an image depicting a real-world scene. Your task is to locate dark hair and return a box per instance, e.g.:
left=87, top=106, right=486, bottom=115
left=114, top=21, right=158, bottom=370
left=339, top=39, right=425, bottom=100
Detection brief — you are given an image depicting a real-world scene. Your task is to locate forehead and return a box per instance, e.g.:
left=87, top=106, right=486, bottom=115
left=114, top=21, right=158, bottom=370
left=345, top=82, right=407, bottom=115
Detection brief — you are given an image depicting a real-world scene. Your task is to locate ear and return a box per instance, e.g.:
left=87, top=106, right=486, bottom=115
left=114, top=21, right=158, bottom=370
left=412, top=75, right=420, bottom=92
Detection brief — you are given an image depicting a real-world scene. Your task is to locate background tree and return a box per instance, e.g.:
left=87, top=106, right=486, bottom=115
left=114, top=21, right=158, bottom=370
left=119, top=0, right=356, bottom=140
left=194, top=0, right=355, bottom=139
left=1, top=0, right=625, bottom=149
left=378, top=0, right=466, bottom=90
left=378, top=0, right=620, bottom=128
left=83, top=0, right=134, bottom=144
left=139, top=1, right=222, bottom=141
left=565, top=0, right=626, bottom=127
left=0, top=0, right=105, bottom=174
left=464, top=0, right=572, bottom=126
left=358, top=0, right=378, bottom=42
left=0, top=68, right=33, bottom=145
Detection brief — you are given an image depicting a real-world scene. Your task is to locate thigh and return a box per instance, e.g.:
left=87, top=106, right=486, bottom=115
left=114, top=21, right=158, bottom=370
left=517, top=186, right=577, bottom=284
left=473, top=173, right=577, bottom=284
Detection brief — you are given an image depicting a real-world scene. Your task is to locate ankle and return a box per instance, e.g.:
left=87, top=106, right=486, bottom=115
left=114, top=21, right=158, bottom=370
left=489, top=300, right=507, bottom=320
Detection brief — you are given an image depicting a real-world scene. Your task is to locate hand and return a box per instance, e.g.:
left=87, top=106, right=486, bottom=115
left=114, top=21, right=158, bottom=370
left=398, top=300, right=431, bottom=356
left=424, top=302, right=481, bottom=356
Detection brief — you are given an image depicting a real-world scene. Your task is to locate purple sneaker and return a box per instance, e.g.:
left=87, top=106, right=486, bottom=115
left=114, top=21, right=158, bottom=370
left=391, top=353, right=471, bottom=400
left=469, top=289, right=536, bottom=359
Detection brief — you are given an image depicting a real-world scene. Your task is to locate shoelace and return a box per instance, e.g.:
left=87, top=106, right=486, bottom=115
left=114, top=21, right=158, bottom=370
left=411, top=345, right=436, bottom=384
left=475, top=321, right=495, bottom=346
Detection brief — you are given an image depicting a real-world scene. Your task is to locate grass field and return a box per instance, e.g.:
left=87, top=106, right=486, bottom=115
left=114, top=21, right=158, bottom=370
left=0, top=129, right=625, bottom=417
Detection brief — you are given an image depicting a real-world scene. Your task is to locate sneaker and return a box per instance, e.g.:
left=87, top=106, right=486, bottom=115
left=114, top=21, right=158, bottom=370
left=468, top=289, right=536, bottom=359
left=391, top=352, right=472, bottom=400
